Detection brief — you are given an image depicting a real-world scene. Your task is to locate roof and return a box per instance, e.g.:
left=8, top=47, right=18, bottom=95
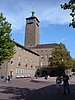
left=28, top=43, right=58, bottom=49
left=14, top=41, right=40, bottom=56
left=26, top=16, right=40, bottom=23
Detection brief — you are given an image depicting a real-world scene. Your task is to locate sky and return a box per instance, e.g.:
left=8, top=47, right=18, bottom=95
left=0, top=0, right=75, bottom=58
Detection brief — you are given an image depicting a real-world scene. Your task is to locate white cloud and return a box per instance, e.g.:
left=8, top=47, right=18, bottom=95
left=0, top=0, right=71, bottom=30
left=39, top=7, right=71, bottom=25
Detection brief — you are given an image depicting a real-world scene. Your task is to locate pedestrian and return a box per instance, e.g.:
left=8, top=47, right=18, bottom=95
left=63, top=72, right=70, bottom=95
left=45, top=75, right=48, bottom=79
left=4, top=77, right=7, bottom=82
left=56, top=76, right=62, bottom=95
left=7, top=76, right=10, bottom=83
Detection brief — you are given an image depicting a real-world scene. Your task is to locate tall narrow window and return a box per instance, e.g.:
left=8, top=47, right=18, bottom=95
left=25, top=64, right=27, bottom=67
left=19, top=55, right=21, bottom=60
left=11, top=61, right=13, bottom=64
left=40, top=62, right=43, bottom=67
left=18, top=62, right=21, bottom=66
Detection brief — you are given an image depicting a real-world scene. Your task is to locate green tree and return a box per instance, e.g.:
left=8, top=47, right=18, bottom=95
left=60, top=0, right=75, bottom=28
left=49, top=43, right=73, bottom=69
left=72, top=58, right=75, bottom=69
left=0, top=13, right=15, bottom=64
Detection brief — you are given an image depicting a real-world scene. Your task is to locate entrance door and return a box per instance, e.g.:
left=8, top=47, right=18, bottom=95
left=10, top=71, right=13, bottom=78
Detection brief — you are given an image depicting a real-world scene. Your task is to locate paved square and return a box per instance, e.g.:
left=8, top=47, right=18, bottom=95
left=0, top=76, right=75, bottom=100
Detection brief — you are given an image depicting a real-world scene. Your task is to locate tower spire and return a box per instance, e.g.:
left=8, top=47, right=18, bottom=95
left=31, top=11, right=35, bottom=17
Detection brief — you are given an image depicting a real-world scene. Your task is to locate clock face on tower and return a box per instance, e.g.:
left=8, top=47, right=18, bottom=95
left=28, top=19, right=33, bottom=23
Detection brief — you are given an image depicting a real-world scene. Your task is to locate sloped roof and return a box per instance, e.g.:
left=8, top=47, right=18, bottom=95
left=26, top=16, right=40, bottom=23
left=14, top=41, right=40, bottom=56
left=29, top=43, right=58, bottom=49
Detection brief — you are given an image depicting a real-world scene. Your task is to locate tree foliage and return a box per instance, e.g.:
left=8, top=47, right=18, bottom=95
left=60, top=0, right=75, bottom=28
left=0, top=13, right=15, bottom=64
left=72, top=58, right=75, bottom=69
left=49, top=43, right=73, bottom=69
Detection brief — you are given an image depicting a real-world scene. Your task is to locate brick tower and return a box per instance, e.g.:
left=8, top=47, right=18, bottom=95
left=24, top=12, right=40, bottom=47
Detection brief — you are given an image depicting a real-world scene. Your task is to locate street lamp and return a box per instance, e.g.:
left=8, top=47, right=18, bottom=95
left=61, top=59, right=64, bottom=74
left=62, top=59, right=63, bottom=62
left=61, top=59, right=64, bottom=67
left=48, top=55, right=52, bottom=66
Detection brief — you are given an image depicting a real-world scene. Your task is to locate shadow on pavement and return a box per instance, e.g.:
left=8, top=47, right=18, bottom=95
left=0, top=84, right=75, bottom=100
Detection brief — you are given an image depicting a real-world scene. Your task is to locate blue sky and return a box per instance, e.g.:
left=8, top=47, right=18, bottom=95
left=0, top=0, right=75, bottom=58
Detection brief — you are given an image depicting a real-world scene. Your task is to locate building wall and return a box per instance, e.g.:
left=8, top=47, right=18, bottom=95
left=0, top=44, right=40, bottom=78
left=31, top=48, right=53, bottom=67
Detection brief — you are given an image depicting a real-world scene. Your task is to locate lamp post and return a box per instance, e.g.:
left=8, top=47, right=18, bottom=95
left=48, top=55, right=52, bottom=67
left=61, top=59, right=64, bottom=67
left=61, top=59, right=63, bottom=66
left=61, top=59, right=64, bottom=74
left=62, top=59, right=63, bottom=62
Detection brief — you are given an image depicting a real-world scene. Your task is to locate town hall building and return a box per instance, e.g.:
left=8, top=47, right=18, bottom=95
left=24, top=12, right=57, bottom=68
left=0, top=12, right=57, bottom=78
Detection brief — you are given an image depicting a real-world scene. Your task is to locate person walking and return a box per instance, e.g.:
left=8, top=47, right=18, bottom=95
left=63, top=72, right=70, bottom=95
left=8, top=76, right=10, bottom=81
left=7, top=76, right=10, bottom=83
left=56, top=76, right=62, bottom=95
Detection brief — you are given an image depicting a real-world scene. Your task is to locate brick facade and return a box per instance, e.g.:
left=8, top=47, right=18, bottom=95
left=0, top=42, right=40, bottom=78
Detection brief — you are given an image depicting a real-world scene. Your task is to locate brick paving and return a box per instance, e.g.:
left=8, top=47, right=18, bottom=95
left=0, top=76, right=75, bottom=100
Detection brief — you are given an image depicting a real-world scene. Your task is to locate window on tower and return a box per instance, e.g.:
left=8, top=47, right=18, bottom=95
left=28, top=19, right=33, bottom=24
